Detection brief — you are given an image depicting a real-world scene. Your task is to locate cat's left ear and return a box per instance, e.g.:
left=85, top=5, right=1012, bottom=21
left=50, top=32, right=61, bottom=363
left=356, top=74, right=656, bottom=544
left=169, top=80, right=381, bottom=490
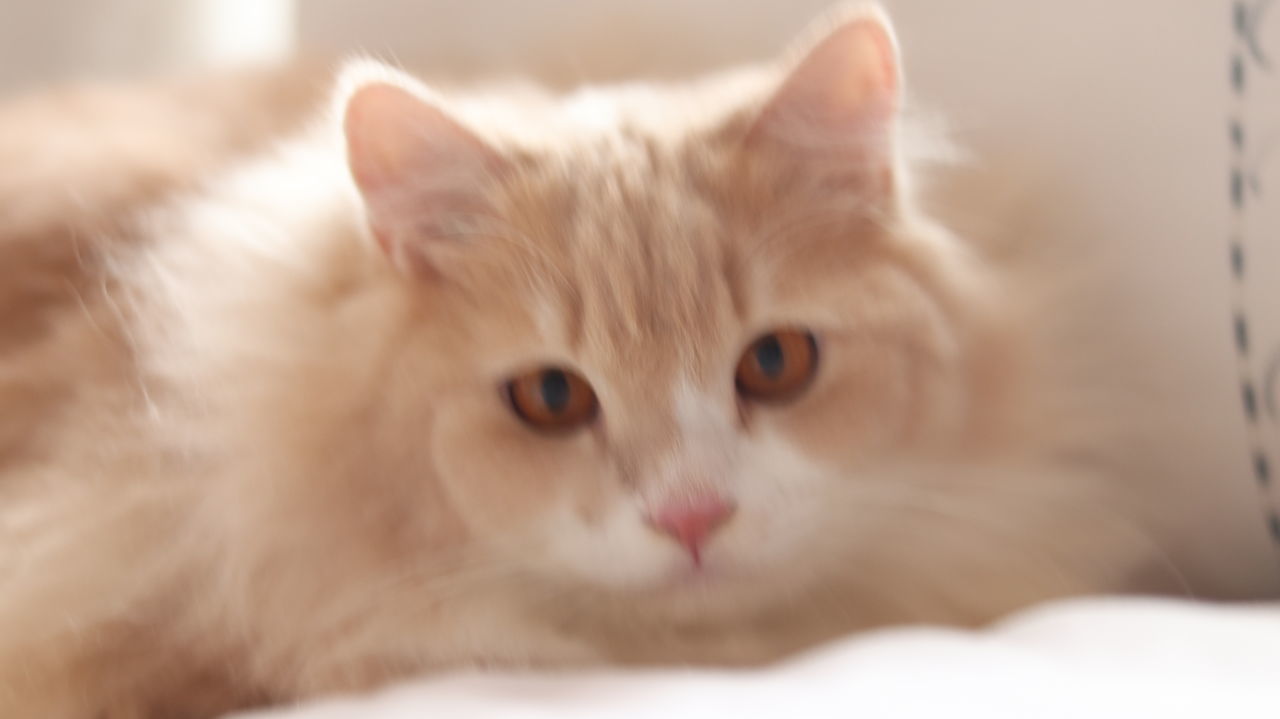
left=747, top=5, right=902, bottom=201
left=342, top=73, right=507, bottom=274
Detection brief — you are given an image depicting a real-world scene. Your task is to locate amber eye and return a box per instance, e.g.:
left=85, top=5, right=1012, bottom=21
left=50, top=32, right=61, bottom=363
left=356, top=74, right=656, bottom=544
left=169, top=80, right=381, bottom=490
left=735, top=330, right=818, bottom=402
left=507, top=368, right=598, bottom=431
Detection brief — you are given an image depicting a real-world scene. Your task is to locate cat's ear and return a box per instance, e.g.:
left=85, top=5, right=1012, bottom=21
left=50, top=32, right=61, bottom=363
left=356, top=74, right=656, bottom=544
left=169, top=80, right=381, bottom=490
left=747, top=5, right=902, bottom=201
left=342, top=76, right=506, bottom=273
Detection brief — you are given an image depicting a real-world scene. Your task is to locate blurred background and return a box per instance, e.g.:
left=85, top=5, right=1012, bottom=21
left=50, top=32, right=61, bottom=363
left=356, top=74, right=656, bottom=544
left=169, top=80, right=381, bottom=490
left=4, top=0, right=852, bottom=93
left=0, top=0, right=1277, bottom=593
left=3, top=0, right=898, bottom=92
left=0, top=1, right=1232, bottom=92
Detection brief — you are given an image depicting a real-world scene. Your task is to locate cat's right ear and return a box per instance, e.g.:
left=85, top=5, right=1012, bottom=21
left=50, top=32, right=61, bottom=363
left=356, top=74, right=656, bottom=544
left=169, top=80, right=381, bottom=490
left=746, top=4, right=902, bottom=203
left=342, top=74, right=506, bottom=274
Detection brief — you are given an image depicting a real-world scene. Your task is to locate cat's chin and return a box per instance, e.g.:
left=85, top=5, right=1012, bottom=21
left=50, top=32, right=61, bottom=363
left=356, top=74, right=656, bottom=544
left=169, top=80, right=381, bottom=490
left=647, top=558, right=735, bottom=595
left=609, top=555, right=799, bottom=621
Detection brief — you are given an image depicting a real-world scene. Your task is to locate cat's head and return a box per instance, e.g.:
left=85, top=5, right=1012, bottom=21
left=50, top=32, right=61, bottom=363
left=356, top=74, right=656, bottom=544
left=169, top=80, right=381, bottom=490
left=173, top=6, right=1078, bottom=661
left=322, top=5, right=1025, bottom=622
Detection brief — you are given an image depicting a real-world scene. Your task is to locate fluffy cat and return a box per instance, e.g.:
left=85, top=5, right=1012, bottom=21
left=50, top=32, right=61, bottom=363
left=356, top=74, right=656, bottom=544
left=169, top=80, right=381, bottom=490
left=0, top=5, right=1170, bottom=717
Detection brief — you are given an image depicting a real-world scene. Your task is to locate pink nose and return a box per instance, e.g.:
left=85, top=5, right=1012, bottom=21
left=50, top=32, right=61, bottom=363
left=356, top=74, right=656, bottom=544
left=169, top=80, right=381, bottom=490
left=649, top=495, right=736, bottom=564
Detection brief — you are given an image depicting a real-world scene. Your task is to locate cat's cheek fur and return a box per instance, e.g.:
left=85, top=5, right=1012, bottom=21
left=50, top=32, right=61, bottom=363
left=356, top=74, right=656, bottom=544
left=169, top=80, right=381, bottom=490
left=429, top=406, right=692, bottom=592
left=754, top=340, right=915, bottom=459
left=708, top=437, right=842, bottom=577
left=538, top=502, right=686, bottom=590
left=428, top=401, right=633, bottom=566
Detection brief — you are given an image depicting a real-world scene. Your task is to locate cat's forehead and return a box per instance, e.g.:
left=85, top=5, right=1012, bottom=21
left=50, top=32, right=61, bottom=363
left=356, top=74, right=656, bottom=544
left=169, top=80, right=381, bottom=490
left=466, top=100, right=891, bottom=388
left=494, top=131, right=750, bottom=379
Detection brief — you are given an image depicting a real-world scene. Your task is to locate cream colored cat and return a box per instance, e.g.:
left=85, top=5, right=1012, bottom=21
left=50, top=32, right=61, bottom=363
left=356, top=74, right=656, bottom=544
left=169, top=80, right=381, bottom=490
left=0, top=5, right=1174, bottom=718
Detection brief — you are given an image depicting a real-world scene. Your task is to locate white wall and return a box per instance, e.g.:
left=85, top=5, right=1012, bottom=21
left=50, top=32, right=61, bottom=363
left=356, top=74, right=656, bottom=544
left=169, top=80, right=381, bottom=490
left=296, top=0, right=832, bottom=85
left=0, top=0, right=294, bottom=93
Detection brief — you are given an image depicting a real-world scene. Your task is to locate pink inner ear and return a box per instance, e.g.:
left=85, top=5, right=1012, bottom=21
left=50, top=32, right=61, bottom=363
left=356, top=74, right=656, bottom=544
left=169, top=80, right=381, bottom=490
left=343, top=82, right=504, bottom=263
left=748, top=13, right=901, bottom=156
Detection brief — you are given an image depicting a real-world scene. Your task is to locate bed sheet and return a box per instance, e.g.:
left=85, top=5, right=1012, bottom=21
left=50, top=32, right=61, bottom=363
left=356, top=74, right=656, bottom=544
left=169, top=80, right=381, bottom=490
left=229, top=597, right=1280, bottom=719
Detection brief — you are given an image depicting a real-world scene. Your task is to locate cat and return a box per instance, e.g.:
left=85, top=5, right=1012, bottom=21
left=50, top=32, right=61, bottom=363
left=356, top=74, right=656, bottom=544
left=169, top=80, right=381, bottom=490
left=0, top=4, right=1174, bottom=717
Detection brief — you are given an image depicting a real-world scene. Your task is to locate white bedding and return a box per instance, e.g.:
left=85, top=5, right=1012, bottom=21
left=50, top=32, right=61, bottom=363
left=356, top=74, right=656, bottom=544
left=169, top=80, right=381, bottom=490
left=230, top=598, right=1280, bottom=719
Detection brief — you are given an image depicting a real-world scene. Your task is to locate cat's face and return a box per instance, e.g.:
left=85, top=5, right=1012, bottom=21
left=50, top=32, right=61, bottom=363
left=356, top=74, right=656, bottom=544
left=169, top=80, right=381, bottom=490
left=410, top=147, right=970, bottom=614
left=338, top=9, right=1002, bottom=621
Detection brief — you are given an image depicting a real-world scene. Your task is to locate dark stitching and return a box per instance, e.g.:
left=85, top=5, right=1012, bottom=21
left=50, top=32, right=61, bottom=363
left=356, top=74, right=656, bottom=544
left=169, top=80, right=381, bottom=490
left=1236, top=0, right=1275, bottom=68
left=1228, top=2, right=1280, bottom=555
left=1243, top=381, right=1259, bottom=422
left=1235, top=313, right=1251, bottom=354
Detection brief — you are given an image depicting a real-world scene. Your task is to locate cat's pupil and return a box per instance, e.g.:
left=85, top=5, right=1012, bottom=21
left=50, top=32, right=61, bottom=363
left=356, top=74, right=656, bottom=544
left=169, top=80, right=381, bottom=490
left=755, top=336, right=785, bottom=378
left=541, top=370, right=571, bottom=413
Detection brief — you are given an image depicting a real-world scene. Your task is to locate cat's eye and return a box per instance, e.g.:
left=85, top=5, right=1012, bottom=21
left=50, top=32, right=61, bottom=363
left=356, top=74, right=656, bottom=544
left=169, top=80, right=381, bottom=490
left=735, top=330, right=818, bottom=402
left=507, top=368, right=598, bottom=431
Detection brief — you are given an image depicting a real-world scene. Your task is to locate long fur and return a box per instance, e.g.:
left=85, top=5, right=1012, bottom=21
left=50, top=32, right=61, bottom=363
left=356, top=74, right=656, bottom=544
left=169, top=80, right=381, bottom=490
left=0, top=8, right=1198, bottom=717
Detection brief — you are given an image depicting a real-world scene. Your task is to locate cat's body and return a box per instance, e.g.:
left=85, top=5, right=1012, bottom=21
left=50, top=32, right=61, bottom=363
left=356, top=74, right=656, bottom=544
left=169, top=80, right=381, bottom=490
left=0, top=7, right=1202, bottom=718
